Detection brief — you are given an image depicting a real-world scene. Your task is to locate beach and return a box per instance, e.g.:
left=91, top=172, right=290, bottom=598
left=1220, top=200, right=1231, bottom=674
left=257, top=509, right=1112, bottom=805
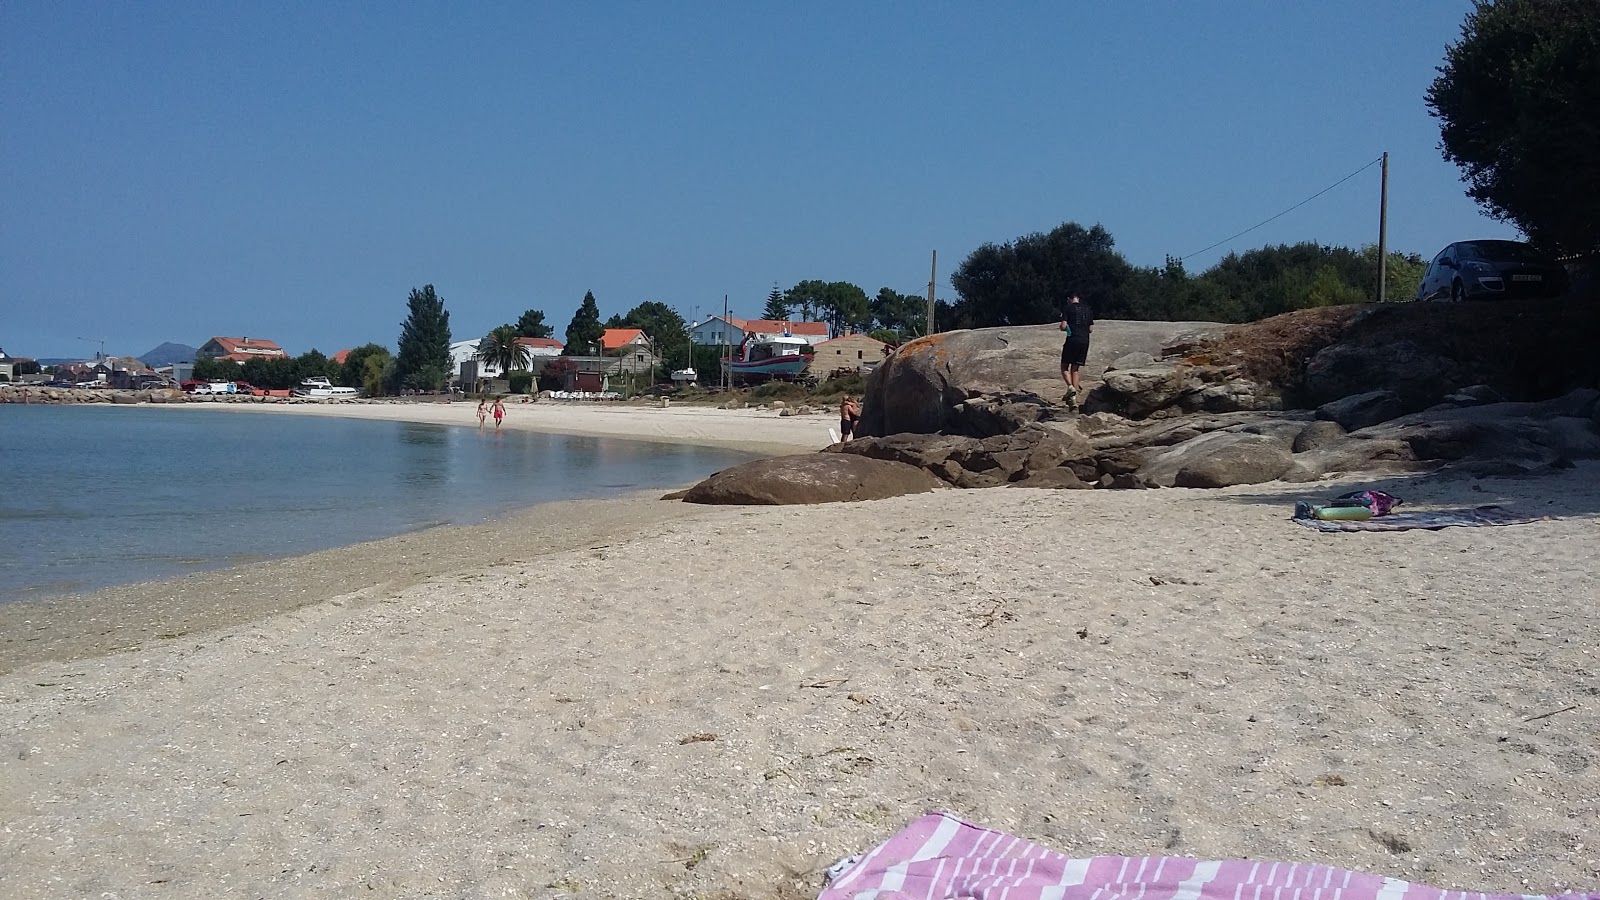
left=0, top=401, right=1596, bottom=898
left=167, top=397, right=840, bottom=457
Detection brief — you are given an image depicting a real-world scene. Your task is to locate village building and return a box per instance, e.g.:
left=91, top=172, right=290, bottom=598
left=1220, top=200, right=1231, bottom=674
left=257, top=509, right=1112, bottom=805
left=196, top=336, right=288, bottom=363
left=805, top=333, right=890, bottom=377
left=688, top=317, right=829, bottom=348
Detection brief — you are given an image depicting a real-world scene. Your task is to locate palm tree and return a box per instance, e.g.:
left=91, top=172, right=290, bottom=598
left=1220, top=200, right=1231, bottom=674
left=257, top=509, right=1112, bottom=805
left=475, top=325, right=531, bottom=388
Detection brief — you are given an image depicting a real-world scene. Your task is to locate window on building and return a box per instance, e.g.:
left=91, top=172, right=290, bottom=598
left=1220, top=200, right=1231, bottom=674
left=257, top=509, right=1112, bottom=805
left=857, top=350, right=864, bottom=359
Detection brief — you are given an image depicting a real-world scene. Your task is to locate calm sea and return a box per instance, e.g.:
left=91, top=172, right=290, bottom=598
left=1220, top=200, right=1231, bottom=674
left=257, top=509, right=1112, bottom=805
left=0, top=405, right=752, bottom=602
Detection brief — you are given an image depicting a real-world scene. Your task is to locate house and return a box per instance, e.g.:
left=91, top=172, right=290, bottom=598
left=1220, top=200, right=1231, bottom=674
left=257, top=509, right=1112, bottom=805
left=688, top=317, right=829, bottom=348
left=197, top=336, right=288, bottom=363
left=451, top=336, right=566, bottom=386
left=331, top=349, right=351, bottom=365
left=600, top=328, right=650, bottom=354
left=806, top=333, right=890, bottom=376
left=600, top=328, right=658, bottom=373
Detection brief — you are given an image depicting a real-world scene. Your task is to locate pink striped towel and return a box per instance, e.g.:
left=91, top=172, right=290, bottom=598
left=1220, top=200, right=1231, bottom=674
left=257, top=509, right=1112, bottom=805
left=819, top=813, right=1597, bottom=900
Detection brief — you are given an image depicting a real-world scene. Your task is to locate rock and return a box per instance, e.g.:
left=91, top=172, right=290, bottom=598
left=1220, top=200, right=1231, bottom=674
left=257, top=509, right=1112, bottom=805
left=111, top=392, right=139, bottom=404
left=682, top=454, right=944, bottom=505
left=1102, top=473, right=1147, bottom=489
left=834, top=425, right=1092, bottom=488
left=771, top=400, right=785, bottom=409
left=833, top=432, right=980, bottom=471
left=1009, top=468, right=1092, bottom=489
left=857, top=320, right=1224, bottom=437
left=1302, top=339, right=1464, bottom=409
left=1441, top=384, right=1505, bottom=407
left=1082, top=366, right=1200, bottom=419
left=1094, top=446, right=1146, bottom=476
left=659, top=488, right=691, bottom=500
left=1139, top=432, right=1294, bottom=488
left=1292, top=420, right=1347, bottom=453
left=1316, top=390, right=1404, bottom=430
left=1172, top=437, right=1294, bottom=488
left=1105, top=352, right=1157, bottom=372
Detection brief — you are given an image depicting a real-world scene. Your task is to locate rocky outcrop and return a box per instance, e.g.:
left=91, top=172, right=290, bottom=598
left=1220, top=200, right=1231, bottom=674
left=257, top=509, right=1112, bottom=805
left=830, top=424, right=1096, bottom=489
left=857, top=320, right=1226, bottom=437
left=1080, top=363, right=1275, bottom=420
left=682, top=454, right=944, bottom=505
left=1316, top=390, right=1404, bottom=431
left=1302, top=338, right=1466, bottom=410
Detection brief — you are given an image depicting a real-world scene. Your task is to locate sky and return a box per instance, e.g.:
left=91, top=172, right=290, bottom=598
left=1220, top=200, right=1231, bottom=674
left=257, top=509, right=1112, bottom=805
left=1, top=1, right=1516, bottom=360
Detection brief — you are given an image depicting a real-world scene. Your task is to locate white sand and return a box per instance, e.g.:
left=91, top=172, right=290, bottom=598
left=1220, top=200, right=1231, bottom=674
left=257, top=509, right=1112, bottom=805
left=168, top=398, right=835, bottom=456
left=2, top=462, right=1597, bottom=898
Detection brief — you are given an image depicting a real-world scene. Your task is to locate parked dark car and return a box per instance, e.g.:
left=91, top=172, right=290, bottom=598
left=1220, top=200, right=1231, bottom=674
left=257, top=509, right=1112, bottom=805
left=1415, top=239, right=1569, bottom=302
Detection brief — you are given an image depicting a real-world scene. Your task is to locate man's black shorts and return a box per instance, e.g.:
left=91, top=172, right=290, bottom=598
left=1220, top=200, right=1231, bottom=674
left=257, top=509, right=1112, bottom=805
left=1061, top=339, right=1090, bottom=368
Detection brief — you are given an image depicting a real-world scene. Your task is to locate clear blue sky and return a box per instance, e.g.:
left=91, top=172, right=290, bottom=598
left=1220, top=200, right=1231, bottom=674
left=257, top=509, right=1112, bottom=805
left=1, top=1, right=1515, bottom=360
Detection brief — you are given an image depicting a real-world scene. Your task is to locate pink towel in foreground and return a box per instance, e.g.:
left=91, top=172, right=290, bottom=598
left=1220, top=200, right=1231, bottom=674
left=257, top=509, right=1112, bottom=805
left=819, top=813, right=1597, bottom=900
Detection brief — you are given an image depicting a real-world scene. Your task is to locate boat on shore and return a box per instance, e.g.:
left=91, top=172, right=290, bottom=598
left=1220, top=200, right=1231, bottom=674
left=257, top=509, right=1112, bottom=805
left=726, top=332, right=811, bottom=382
left=294, top=377, right=358, bottom=399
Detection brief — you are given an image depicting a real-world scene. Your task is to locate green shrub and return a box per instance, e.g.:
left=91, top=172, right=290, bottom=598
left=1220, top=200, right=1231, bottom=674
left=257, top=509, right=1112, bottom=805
left=507, top=370, right=534, bottom=394
left=814, top=373, right=866, bottom=398
left=750, top=381, right=808, bottom=401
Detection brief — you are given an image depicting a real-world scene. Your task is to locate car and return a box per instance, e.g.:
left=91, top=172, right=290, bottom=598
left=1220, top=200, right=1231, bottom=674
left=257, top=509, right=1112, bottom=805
left=1415, top=239, right=1569, bottom=302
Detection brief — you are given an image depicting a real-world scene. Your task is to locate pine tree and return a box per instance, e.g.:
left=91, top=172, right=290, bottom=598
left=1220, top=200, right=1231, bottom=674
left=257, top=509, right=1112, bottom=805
left=395, top=284, right=453, bottom=390
left=563, top=290, right=605, bottom=355
left=514, top=309, right=553, bottom=339
left=761, top=283, right=790, bottom=320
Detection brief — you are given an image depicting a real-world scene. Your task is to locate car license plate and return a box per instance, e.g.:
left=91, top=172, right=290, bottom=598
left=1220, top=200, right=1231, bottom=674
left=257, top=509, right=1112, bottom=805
left=1512, top=274, right=1542, bottom=282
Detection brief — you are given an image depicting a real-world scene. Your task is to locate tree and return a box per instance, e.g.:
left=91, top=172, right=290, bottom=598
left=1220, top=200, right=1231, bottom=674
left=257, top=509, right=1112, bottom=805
left=514, top=309, right=554, bottom=339
left=1427, top=0, right=1600, bottom=254
left=563, top=290, right=604, bottom=356
left=761, top=284, right=790, bottom=320
left=396, top=284, right=453, bottom=390
left=784, top=280, right=870, bottom=336
left=618, top=300, right=691, bottom=368
left=191, top=357, right=235, bottom=382
left=950, top=223, right=1134, bottom=328
left=13, top=359, right=40, bottom=376
left=602, top=313, right=627, bottom=330
left=477, top=325, right=531, bottom=375
left=293, top=349, right=338, bottom=385
left=339, top=343, right=391, bottom=389
left=870, top=288, right=927, bottom=337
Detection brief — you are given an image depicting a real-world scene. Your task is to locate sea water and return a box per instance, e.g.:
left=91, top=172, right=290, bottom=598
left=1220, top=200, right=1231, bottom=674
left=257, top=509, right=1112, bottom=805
left=0, top=405, right=752, bottom=601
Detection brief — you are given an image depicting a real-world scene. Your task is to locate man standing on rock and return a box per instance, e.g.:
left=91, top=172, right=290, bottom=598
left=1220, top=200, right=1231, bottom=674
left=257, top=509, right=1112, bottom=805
left=1059, top=294, right=1094, bottom=403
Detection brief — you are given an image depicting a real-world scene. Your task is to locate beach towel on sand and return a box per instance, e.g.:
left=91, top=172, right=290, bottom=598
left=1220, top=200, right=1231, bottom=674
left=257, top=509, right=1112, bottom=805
left=1292, top=505, right=1546, bottom=533
left=819, top=813, right=1597, bottom=900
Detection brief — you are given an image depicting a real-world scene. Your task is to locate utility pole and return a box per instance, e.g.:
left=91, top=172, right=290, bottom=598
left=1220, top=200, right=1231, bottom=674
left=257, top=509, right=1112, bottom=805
left=722, top=293, right=730, bottom=391
left=1377, top=151, right=1389, bottom=303
left=925, top=250, right=937, bottom=336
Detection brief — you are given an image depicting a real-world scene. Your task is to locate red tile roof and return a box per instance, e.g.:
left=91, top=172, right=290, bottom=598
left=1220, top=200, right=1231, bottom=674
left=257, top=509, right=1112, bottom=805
left=331, top=349, right=351, bottom=364
left=203, top=336, right=287, bottom=362
left=730, top=318, right=829, bottom=336
left=516, top=336, right=565, bottom=349
left=601, top=328, right=646, bottom=350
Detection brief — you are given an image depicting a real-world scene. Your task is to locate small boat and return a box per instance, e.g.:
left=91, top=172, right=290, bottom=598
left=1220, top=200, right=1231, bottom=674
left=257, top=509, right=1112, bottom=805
left=294, top=376, right=358, bottom=399
left=670, top=367, right=698, bottom=384
left=726, top=332, right=811, bottom=382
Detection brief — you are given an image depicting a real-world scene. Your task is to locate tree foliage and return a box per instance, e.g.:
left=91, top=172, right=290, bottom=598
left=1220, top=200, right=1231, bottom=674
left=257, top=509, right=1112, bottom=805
left=948, top=222, right=1429, bottom=327
left=563, top=290, right=605, bottom=355
left=395, top=285, right=453, bottom=390
left=784, top=280, right=870, bottom=336
left=761, top=284, right=790, bottom=320
left=477, top=325, right=531, bottom=375
left=616, top=300, right=691, bottom=368
left=339, top=343, right=391, bottom=390
left=1427, top=0, right=1600, bottom=254
left=870, top=288, right=927, bottom=339
left=515, top=309, right=554, bottom=339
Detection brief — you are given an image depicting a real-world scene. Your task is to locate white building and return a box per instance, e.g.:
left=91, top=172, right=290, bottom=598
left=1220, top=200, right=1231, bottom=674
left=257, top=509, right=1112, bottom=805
left=452, top=336, right=565, bottom=383
left=688, top=316, right=830, bottom=348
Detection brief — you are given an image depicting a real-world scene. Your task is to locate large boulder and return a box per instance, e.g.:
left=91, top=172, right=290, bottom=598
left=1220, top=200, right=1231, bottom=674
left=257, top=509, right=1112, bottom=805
left=1316, top=389, right=1404, bottom=430
left=1302, top=339, right=1465, bottom=409
left=1138, top=432, right=1295, bottom=488
left=682, top=454, right=944, bottom=505
left=857, top=320, right=1223, bottom=437
left=1080, top=363, right=1276, bottom=420
left=834, top=424, right=1094, bottom=488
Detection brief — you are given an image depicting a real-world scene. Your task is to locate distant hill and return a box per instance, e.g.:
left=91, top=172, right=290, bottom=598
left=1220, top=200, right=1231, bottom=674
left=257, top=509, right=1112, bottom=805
left=137, top=342, right=198, bottom=367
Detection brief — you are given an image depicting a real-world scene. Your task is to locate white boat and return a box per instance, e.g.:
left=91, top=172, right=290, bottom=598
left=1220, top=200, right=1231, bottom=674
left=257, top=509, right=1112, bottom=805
left=670, top=367, right=698, bottom=384
left=726, top=332, right=811, bottom=382
left=294, top=376, right=358, bottom=399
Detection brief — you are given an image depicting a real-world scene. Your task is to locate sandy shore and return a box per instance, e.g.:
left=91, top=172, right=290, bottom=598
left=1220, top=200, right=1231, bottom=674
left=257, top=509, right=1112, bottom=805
left=166, top=397, right=836, bottom=457
left=2, top=464, right=1597, bottom=898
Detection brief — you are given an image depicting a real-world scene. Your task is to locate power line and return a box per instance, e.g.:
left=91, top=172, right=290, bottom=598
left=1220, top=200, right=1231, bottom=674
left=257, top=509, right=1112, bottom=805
left=1180, top=156, right=1384, bottom=262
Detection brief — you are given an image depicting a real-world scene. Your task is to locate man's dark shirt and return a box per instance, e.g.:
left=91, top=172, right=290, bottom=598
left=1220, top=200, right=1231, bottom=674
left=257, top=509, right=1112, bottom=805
left=1063, top=303, right=1094, bottom=341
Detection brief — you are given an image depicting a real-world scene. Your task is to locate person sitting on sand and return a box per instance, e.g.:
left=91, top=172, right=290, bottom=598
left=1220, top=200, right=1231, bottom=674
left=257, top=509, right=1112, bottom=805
left=840, top=394, right=862, bottom=442
left=492, top=397, right=506, bottom=429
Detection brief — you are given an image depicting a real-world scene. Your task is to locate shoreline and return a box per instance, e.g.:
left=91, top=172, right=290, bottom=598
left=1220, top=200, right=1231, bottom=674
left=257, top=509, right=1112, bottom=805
left=0, top=465, right=1596, bottom=894
left=95, top=396, right=835, bottom=457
